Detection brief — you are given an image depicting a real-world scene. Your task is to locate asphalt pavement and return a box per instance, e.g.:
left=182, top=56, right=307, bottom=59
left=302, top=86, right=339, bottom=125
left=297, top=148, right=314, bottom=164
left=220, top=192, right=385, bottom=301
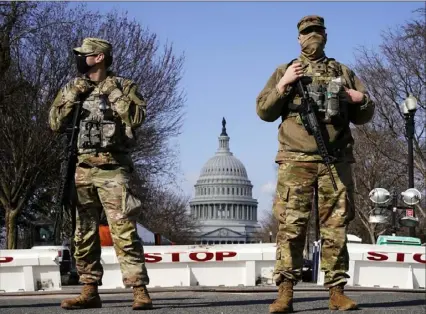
left=0, top=287, right=425, bottom=314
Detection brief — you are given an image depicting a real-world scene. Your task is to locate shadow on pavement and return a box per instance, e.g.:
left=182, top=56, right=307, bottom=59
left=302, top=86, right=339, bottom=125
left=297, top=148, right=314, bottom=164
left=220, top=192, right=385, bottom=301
left=0, top=296, right=328, bottom=309
left=0, top=297, right=199, bottom=309
left=4, top=295, right=423, bottom=311
left=308, top=298, right=426, bottom=312
left=108, top=296, right=330, bottom=309
left=360, top=299, right=426, bottom=308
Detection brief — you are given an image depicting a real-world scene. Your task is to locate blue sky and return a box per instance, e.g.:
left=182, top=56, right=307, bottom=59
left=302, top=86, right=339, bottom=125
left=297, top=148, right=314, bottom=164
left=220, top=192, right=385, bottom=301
left=74, top=1, right=423, bottom=220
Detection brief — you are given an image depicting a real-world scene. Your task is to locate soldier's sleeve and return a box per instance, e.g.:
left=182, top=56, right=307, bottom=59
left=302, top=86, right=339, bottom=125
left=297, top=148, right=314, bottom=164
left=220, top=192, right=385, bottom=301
left=341, top=64, right=375, bottom=125
left=113, top=80, right=146, bottom=129
left=48, top=81, right=79, bottom=132
left=256, top=65, right=293, bottom=122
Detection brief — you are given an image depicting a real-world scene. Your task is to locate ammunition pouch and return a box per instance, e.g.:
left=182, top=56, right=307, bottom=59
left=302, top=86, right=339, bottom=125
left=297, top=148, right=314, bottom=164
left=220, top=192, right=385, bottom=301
left=287, top=76, right=347, bottom=125
left=80, top=120, right=102, bottom=149
left=79, top=119, right=117, bottom=150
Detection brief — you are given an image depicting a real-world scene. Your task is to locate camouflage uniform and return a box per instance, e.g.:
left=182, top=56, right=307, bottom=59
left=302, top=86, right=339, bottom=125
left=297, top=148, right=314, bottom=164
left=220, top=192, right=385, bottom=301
left=49, top=38, right=149, bottom=289
left=256, top=16, right=375, bottom=312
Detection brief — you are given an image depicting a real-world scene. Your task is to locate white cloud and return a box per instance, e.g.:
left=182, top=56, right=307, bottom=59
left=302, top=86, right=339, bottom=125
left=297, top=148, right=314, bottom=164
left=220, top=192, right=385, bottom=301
left=260, top=181, right=276, bottom=195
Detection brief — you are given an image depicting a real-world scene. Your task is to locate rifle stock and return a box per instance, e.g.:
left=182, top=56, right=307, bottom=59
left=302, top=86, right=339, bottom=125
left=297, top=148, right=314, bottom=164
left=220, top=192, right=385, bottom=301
left=296, top=78, right=338, bottom=191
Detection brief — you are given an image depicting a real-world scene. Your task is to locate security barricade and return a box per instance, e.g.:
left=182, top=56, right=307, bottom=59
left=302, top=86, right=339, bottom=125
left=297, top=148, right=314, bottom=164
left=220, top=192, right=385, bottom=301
left=0, top=242, right=424, bottom=292
left=316, top=243, right=425, bottom=289
left=99, top=243, right=276, bottom=289
left=0, top=248, right=62, bottom=293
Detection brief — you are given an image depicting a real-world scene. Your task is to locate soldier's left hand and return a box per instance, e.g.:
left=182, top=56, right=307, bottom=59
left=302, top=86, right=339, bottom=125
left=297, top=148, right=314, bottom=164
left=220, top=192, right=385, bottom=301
left=100, top=77, right=119, bottom=95
left=343, top=87, right=364, bottom=104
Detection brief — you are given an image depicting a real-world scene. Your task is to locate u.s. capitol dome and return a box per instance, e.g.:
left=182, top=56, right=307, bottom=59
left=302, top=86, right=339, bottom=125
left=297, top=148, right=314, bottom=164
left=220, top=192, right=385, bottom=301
left=189, top=118, right=260, bottom=244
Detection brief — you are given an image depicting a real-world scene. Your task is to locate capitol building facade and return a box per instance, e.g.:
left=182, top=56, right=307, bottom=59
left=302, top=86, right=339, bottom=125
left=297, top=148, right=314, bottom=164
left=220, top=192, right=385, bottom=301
left=189, top=118, right=261, bottom=245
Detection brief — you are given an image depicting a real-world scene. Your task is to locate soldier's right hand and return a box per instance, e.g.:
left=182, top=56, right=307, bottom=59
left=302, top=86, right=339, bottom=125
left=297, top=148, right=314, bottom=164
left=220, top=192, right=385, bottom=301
left=72, top=78, right=93, bottom=95
left=276, top=62, right=304, bottom=93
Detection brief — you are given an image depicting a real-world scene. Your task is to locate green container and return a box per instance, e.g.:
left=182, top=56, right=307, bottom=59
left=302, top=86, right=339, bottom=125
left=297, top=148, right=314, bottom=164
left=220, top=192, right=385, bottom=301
left=376, top=235, right=421, bottom=246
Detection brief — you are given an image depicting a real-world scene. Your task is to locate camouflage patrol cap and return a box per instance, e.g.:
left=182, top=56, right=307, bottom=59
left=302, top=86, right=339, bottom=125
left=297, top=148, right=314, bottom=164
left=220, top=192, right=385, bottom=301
left=73, top=37, right=112, bottom=56
left=297, top=15, right=326, bottom=33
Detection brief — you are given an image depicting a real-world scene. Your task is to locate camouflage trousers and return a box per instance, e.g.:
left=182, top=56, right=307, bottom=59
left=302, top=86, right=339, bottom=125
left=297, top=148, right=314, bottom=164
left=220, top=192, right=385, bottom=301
left=272, top=161, right=355, bottom=288
left=73, top=163, right=149, bottom=287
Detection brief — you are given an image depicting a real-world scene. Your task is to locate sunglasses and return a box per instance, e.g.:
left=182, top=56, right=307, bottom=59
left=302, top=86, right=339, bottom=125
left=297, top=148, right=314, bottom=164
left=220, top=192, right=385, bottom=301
left=76, top=52, right=100, bottom=57
left=300, top=26, right=325, bottom=35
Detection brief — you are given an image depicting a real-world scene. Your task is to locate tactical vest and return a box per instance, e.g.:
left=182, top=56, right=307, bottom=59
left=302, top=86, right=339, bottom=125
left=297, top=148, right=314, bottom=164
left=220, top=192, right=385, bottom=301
left=77, top=76, right=136, bottom=154
left=285, top=57, right=348, bottom=126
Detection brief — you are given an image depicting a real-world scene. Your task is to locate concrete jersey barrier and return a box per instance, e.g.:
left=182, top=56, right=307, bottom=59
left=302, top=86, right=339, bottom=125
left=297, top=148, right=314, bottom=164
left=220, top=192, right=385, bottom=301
left=0, top=242, right=424, bottom=292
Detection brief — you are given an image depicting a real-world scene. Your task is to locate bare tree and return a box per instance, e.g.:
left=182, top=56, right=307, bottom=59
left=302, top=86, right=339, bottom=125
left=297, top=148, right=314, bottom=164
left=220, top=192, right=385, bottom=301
left=255, top=211, right=279, bottom=243
left=350, top=127, right=413, bottom=243
left=0, top=2, right=65, bottom=249
left=137, top=181, right=199, bottom=245
left=0, top=2, right=186, bottom=248
left=352, top=8, right=425, bottom=197
left=350, top=7, right=425, bottom=241
left=77, top=9, right=187, bottom=185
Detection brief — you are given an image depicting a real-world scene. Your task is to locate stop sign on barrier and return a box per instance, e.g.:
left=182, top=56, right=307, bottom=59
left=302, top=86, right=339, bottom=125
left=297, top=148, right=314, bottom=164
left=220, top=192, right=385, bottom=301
left=0, top=257, right=13, bottom=263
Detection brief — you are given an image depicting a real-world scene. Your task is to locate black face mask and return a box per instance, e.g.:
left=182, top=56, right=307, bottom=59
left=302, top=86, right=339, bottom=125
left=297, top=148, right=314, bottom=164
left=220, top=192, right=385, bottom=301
left=75, top=55, right=94, bottom=74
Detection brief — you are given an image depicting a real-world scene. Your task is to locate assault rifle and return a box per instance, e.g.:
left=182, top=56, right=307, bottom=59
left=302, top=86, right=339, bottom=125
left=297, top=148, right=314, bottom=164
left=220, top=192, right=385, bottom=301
left=53, top=101, right=84, bottom=244
left=296, top=78, right=338, bottom=191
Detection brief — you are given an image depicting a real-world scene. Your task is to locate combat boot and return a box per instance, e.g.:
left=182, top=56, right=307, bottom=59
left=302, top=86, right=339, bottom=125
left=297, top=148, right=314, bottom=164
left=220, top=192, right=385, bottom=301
left=329, top=283, right=358, bottom=311
left=60, top=283, right=102, bottom=309
left=132, top=285, right=153, bottom=310
left=269, top=280, right=294, bottom=313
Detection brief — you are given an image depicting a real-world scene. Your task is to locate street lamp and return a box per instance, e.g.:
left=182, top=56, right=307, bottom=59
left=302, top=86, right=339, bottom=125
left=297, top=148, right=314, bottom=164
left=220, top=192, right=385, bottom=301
left=401, top=188, right=422, bottom=205
left=368, top=188, right=391, bottom=224
left=400, top=188, right=421, bottom=228
left=368, top=187, right=421, bottom=236
left=401, top=94, right=418, bottom=236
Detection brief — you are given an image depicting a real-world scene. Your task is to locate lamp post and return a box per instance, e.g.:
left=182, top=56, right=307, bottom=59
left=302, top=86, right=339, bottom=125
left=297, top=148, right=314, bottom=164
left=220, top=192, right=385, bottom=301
left=401, top=94, right=418, bottom=237
left=368, top=187, right=421, bottom=237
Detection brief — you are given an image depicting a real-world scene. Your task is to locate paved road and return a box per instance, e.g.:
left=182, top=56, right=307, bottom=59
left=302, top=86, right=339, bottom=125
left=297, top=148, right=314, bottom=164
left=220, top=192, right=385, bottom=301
left=0, top=290, right=424, bottom=314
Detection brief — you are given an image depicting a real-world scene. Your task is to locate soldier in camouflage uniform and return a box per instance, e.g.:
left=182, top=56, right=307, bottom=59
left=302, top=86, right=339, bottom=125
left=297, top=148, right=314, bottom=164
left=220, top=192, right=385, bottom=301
left=49, top=38, right=153, bottom=310
left=256, top=16, right=375, bottom=313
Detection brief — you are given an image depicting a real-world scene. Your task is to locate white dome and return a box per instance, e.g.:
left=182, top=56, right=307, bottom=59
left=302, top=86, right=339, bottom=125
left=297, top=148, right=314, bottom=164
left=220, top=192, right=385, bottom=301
left=194, top=118, right=251, bottom=186
left=189, top=117, right=260, bottom=245
left=200, top=154, right=248, bottom=179
left=191, top=117, right=255, bottom=197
